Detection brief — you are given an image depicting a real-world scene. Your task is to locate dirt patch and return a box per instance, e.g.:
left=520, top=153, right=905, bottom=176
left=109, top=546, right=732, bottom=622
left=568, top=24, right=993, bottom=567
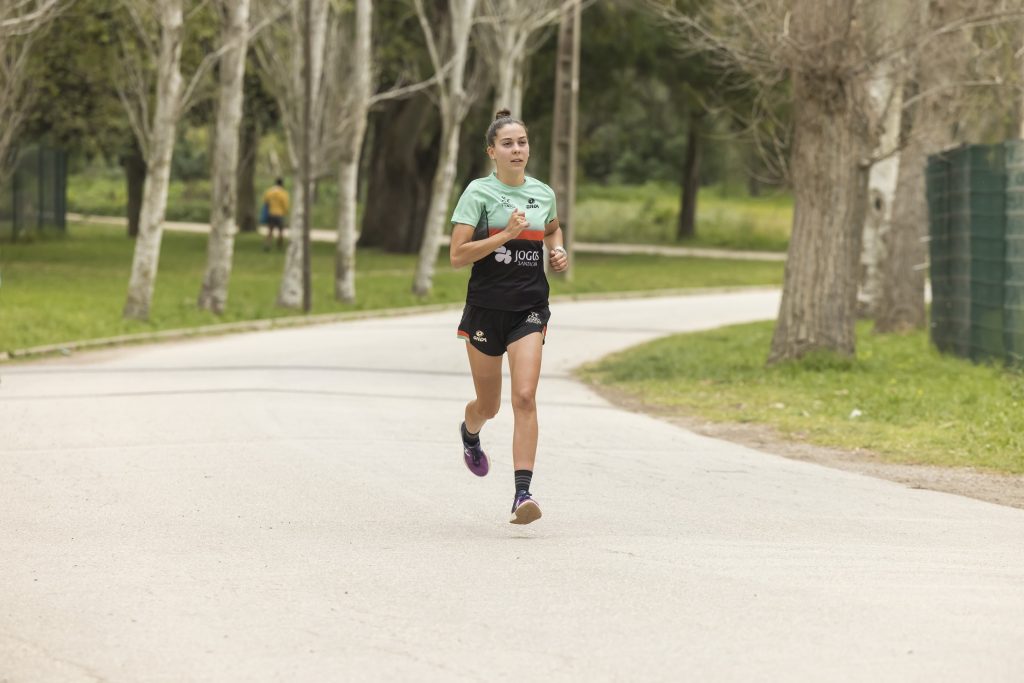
left=590, top=383, right=1024, bottom=511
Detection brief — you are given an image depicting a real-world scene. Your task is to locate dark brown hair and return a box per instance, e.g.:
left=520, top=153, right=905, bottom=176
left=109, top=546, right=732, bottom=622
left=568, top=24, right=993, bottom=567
left=486, top=108, right=527, bottom=147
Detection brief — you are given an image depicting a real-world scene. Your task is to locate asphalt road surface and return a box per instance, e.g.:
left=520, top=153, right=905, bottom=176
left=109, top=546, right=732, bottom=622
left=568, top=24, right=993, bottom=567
left=2, top=290, right=1023, bottom=682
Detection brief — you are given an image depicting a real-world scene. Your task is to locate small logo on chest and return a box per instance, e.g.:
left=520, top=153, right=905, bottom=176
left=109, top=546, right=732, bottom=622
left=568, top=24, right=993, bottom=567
left=525, top=197, right=539, bottom=209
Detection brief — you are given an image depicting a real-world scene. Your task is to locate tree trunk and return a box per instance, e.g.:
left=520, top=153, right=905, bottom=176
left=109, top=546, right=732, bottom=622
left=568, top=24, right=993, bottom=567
left=236, top=96, right=259, bottom=233
left=875, top=124, right=929, bottom=333
left=411, top=0, right=476, bottom=297
left=276, top=181, right=306, bottom=307
left=768, top=0, right=874, bottom=363
left=859, top=71, right=904, bottom=319
left=121, top=139, right=146, bottom=238
left=198, top=0, right=250, bottom=314
left=335, top=157, right=360, bottom=302
left=334, top=0, right=371, bottom=303
left=547, top=0, right=580, bottom=280
left=748, top=174, right=761, bottom=197
left=875, top=7, right=960, bottom=332
left=677, top=111, right=701, bottom=240
left=413, top=112, right=463, bottom=296
left=857, top=0, right=912, bottom=320
left=360, top=95, right=438, bottom=253
left=123, top=0, right=184, bottom=320
left=494, top=38, right=526, bottom=116
left=276, top=0, right=330, bottom=310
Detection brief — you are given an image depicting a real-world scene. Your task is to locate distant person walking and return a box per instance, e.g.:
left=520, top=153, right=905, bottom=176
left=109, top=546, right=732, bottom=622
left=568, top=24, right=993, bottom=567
left=449, top=108, right=568, bottom=525
left=262, top=178, right=290, bottom=251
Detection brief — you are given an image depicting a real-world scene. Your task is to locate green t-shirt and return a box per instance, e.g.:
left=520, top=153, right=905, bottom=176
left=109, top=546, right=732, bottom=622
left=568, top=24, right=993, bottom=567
left=450, top=173, right=558, bottom=311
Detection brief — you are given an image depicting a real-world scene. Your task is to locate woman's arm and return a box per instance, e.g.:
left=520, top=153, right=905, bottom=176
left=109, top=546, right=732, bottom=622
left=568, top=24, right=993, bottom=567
left=544, top=218, right=568, bottom=272
left=449, top=210, right=528, bottom=269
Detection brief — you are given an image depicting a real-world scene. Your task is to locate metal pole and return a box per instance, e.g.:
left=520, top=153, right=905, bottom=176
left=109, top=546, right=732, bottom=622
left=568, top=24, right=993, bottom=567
left=301, top=0, right=313, bottom=312
left=37, top=147, right=44, bottom=234
left=549, top=0, right=581, bottom=281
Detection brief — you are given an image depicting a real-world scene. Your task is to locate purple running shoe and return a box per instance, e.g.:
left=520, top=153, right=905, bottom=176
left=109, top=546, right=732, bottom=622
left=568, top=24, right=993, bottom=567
left=510, top=490, right=541, bottom=525
left=461, top=422, right=489, bottom=477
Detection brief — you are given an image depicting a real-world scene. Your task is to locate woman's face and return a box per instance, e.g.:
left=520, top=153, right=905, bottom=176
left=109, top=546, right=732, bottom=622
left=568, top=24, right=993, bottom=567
left=488, top=123, right=529, bottom=174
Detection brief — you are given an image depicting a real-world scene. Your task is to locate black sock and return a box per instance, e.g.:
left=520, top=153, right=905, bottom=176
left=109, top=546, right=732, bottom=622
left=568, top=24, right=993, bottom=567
left=461, top=422, right=479, bottom=445
left=515, top=469, right=533, bottom=493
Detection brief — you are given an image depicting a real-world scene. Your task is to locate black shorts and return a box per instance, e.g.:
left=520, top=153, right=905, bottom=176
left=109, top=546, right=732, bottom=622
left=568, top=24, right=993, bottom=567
left=457, top=304, right=550, bottom=356
left=267, top=215, right=284, bottom=230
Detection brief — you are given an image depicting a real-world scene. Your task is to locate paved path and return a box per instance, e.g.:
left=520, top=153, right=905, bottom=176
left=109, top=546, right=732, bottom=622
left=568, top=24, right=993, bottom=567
left=67, top=213, right=786, bottom=262
left=2, top=290, right=1023, bottom=682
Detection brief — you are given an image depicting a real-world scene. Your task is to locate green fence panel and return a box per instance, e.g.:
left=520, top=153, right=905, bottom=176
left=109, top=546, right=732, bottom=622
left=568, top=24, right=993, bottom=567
left=0, top=145, right=67, bottom=241
left=966, top=145, right=1006, bottom=362
left=926, top=152, right=955, bottom=353
left=1005, top=140, right=1024, bottom=365
left=945, top=146, right=973, bottom=357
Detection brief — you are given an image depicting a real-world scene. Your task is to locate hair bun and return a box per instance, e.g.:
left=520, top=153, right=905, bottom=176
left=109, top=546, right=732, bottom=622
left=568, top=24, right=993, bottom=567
left=495, top=108, right=512, bottom=120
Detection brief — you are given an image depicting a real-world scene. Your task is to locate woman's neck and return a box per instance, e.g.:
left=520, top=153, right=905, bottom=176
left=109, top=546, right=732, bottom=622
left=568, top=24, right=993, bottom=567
left=495, top=167, right=525, bottom=186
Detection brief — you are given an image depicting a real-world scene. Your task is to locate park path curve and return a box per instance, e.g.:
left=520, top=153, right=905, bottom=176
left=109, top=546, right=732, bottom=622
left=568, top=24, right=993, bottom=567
left=1, top=290, right=1022, bottom=682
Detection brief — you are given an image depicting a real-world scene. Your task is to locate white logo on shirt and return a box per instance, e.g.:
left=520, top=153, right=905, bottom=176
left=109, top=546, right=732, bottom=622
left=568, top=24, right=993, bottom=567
left=494, top=246, right=512, bottom=264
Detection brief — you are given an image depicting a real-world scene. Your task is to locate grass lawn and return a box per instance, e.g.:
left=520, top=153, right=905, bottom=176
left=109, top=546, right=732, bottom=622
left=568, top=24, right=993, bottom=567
left=66, top=172, right=793, bottom=253
left=0, top=224, right=783, bottom=352
left=580, top=321, right=1024, bottom=475
left=575, top=182, right=792, bottom=251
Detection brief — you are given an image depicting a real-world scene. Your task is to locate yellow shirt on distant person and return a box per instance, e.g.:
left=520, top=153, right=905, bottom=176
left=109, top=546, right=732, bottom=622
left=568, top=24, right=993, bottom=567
left=263, top=186, right=290, bottom=218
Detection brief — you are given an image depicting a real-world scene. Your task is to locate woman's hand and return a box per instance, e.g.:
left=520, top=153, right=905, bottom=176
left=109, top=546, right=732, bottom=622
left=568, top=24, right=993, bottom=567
left=504, top=209, right=528, bottom=240
left=549, top=246, right=568, bottom=272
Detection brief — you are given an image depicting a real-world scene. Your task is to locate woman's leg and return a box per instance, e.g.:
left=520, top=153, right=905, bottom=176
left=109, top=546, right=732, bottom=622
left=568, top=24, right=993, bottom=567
left=506, top=332, right=544, bottom=472
left=465, top=344, right=503, bottom=433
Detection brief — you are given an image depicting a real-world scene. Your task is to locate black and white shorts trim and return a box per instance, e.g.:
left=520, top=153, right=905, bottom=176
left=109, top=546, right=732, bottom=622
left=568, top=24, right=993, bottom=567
left=457, top=304, right=550, bottom=356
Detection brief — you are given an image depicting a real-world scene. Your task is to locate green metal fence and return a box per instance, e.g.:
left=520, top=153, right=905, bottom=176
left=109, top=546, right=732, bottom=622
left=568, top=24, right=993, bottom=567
left=927, top=141, right=1024, bottom=365
left=0, top=145, right=68, bottom=241
left=1006, top=141, right=1024, bottom=365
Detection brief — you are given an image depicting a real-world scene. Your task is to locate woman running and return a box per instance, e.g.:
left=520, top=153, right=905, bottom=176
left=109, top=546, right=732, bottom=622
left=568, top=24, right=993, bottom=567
left=449, top=108, right=569, bottom=525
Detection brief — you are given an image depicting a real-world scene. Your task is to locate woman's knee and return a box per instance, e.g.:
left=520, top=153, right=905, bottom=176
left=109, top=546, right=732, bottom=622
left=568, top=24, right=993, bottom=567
left=473, top=399, right=501, bottom=420
left=511, top=390, right=536, bottom=414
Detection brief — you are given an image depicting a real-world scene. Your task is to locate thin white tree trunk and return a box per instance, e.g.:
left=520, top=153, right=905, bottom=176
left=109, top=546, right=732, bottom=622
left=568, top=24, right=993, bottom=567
left=198, top=0, right=251, bottom=313
left=412, top=0, right=477, bottom=297
left=857, top=0, right=913, bottom=319
left=479, top=0, right=562, bottom=117
left=876, top=0, right=961, bottom=333
left=0, top=39, right=35, bottom=186
left=548, top=0, right=580, bottom=280
left=493, top=35, right=525, bottom=115
left=276, top=0, right=329, bottom=309
left=123, top=0, right=184, bottom=320
left=0, top=0, right=61, bottom=184
left=860, top=70, right=903, bottom=318
left=334, top=157, right=360, bottom=302
left=334, top=0, right=371, bottom=303
left=413, top=115, right=462, bottom=296
left=277, top=185, right=307, bottom=306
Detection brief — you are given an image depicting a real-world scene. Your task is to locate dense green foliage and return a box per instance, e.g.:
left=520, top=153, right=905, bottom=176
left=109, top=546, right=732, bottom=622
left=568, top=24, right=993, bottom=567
left=23, top=0, right=772, bottom=194
left=582, top=321, right=1024, bottom=474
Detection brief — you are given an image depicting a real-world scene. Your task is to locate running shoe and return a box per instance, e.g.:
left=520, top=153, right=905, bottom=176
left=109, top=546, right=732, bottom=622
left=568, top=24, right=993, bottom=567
left=510, top=490, right=542, bottom=525
left=461, top=422, right=489, bottom=477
